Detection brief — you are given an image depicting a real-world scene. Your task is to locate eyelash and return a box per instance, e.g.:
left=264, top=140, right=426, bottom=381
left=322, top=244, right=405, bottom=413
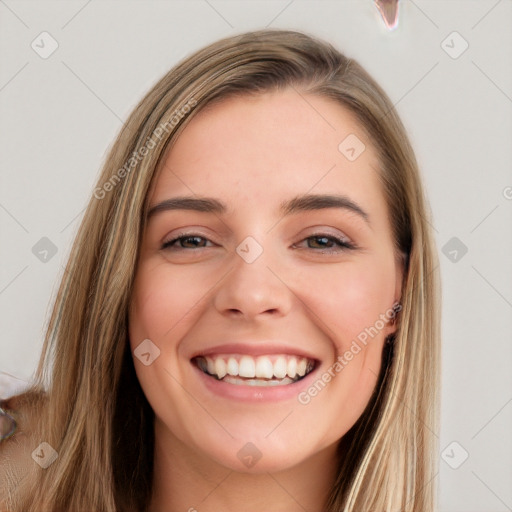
left=161, top=232, right=356, bottom=252
left=294, top=233, right=356, bottom=251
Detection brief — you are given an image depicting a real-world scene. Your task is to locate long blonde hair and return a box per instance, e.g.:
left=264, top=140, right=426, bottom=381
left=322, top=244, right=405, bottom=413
left=1, top=29, right=440, bottom=511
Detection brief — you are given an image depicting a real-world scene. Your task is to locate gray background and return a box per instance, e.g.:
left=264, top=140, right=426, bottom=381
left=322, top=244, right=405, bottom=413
left=1, top=1, right=511, bottom=510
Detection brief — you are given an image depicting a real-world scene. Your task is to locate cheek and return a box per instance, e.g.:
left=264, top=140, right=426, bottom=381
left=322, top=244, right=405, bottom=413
left=128, top=262, right=207, bottom=427
left=129, top=261, right=208, bottom=344
left=300, top=259, right=396, bottom=352
left=291, top=263, right=394, bottom=433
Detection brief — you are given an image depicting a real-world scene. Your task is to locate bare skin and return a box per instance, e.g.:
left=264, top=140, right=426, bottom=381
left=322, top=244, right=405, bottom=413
left=129, top=89, right=403, bottom=512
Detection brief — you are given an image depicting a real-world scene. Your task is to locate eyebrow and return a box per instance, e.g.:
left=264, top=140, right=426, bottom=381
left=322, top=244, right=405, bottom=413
left=148, top=196, right=225, bottom=217
left=279, top=194, right=369, bottom=223
left=147, top=193, right=370, bottom=224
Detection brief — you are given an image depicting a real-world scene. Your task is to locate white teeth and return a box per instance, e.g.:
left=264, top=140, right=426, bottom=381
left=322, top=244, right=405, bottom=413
left=227, top=357, right=238, bottom=376
left=215, top=358, right=227, bottom=379
left=199, top=354, right=314, bottom=382
left=273, top=356, right=287, bottom=379
left=206, top=358, right=215, bottom=375
left=222, top=375, right=294, bottom=386
left=287, top=358, right=297, bottom=378
left=296, top=358, right=307, bottom=377
left=239, top=356, right=256, bottom=378
left=255, top=357, right=274, bottom=379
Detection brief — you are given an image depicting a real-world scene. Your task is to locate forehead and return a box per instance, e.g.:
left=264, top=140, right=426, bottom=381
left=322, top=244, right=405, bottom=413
left=149, top=89, right=385, bottom=216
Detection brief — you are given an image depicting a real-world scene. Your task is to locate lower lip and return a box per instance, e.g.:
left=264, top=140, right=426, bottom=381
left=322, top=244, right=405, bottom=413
left=192, top=361, right=320, bottom=402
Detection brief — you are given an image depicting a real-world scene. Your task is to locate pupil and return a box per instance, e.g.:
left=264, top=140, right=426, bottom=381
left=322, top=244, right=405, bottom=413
left=184, top=236, right=203, bottom=247
left=311, top=236, right=331, bottom=248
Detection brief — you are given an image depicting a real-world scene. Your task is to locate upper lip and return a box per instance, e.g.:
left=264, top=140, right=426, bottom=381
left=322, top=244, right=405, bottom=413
left=190, top=342, right=319, bottom=362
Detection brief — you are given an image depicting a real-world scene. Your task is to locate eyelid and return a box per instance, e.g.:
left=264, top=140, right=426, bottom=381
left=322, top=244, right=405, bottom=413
left=161, top=231, right=214, bottom=249
left=292, top=231, right=357, bottom=251
left=296, top=225, right=355, bottom=244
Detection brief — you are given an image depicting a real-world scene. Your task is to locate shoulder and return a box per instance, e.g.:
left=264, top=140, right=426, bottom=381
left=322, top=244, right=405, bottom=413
left=0, top=391, right=47, bottom=512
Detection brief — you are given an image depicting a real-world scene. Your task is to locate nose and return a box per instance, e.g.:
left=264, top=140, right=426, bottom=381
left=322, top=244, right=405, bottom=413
left=212, top=243, right=293, bottom=320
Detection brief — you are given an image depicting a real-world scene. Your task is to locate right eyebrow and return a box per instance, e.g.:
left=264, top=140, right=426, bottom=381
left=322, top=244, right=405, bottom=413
left=147, top=196, right=226, bottom=218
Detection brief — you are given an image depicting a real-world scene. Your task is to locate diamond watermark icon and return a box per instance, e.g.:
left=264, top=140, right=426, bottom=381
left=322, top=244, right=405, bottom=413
left=236, top=236, right=263, bottom=264
left=441, top=441, right=469, bottom=469
left=441, top=31, right=469, bottom=59
left=237, top=442, right=262, bottom=468
left=31, top=31, right=59, bottom=59
left=338, top=134, right=366, bottom=162
left=442, top=237, right=468, bottom=263
left=32, top=237, right=58, bottom=263
left=134, top=339, right=161, bottom=366
left=32, top=442, right=58, bottom=469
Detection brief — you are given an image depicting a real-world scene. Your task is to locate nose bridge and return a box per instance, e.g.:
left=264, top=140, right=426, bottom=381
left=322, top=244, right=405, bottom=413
left=213, top=235, right=292, bottom=318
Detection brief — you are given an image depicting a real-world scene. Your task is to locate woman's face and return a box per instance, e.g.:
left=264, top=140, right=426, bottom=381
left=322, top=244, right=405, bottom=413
left=129, top=89, right=403, bottom=473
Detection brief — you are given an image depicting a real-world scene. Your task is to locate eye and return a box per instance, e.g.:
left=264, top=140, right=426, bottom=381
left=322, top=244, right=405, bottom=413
left=294, top=233, right=356, bottom=252
left=161, top=234, right=213, bottom=250
left=161, top=232, right=355, bottom=252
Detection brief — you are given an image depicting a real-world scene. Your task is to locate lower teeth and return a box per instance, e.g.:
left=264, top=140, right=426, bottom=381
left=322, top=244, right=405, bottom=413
left=221, top=375, right=295, bottom=386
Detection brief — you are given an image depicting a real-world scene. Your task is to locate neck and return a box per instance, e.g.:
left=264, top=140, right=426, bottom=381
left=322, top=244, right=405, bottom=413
left=148, top=419, right=341, bottom=512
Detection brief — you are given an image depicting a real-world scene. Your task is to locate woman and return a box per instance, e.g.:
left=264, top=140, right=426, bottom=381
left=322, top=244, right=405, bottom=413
left=0, top=29, right=440, bottom=511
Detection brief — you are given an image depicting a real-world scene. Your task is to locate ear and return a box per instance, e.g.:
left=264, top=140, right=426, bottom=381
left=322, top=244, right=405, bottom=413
left=387, top=250, right=407, bottom=335
left=394, top=251, right=407, bottom=302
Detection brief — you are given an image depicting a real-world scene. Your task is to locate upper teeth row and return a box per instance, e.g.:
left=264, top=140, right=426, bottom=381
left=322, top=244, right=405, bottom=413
left=197, top=354, right=313, bottom=380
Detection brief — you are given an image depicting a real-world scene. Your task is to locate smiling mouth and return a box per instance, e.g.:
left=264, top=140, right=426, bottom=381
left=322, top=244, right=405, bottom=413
left=193, top=354, right=316, bottom=387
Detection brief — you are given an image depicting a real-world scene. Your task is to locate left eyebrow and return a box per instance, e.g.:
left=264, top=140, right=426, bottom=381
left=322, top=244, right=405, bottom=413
left=279, top=193, right=370, bottom=225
